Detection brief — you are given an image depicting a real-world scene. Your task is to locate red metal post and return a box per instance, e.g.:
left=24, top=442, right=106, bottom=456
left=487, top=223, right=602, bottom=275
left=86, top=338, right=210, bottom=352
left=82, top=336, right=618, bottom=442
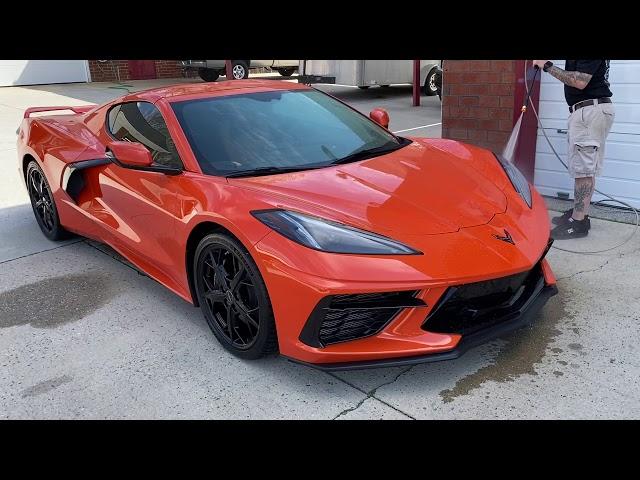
left=413, top=60, right=420, bottom=106
left=225, top=60, right=233, bottom=80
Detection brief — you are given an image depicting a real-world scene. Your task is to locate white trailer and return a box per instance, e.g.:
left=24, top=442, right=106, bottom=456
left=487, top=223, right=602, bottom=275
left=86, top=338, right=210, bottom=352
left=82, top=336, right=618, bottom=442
left=298, top=60, right=442, bottom=96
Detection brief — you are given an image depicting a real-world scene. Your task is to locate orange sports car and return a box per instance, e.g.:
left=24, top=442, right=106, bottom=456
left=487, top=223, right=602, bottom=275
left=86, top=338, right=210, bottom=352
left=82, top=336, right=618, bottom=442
left=17, top=80, right=557, bottom=370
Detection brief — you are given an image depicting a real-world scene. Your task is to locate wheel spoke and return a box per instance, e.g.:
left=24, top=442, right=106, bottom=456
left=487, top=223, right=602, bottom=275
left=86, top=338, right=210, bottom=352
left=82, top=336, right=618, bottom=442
left=234, top=300, right=259, bottom=330
left=232, top=315, right=248, bottom=345
left=214, top=265, right=230, bottom=290
left=30, top=174, right=40, bottom=195
left=202, top=274, right=216, bottom=293
left=230, top=265, right=245, bottom=292
left=204, top=289, right=225, bottom=304
left=204, top=252, right=216, bottom=272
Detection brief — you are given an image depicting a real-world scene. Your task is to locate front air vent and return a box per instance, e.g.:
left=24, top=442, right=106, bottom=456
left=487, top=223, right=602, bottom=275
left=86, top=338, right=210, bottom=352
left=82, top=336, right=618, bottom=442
left=300, top=290, right=426, bottom=347
left=422, top=263, right=544, bottom=336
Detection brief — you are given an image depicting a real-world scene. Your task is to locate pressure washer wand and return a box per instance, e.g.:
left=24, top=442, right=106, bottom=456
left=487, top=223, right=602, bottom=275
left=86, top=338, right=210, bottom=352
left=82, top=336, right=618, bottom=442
left=502, top=65, right=541, bottom=162
left=521, top=65, right=540, bottom=113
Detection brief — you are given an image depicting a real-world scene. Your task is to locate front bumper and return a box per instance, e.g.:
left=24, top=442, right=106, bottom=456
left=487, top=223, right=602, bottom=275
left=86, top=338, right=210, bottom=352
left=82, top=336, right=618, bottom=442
left=286, top=281, right=557, bottom=371
left=252, top=188, right=556, bottom=368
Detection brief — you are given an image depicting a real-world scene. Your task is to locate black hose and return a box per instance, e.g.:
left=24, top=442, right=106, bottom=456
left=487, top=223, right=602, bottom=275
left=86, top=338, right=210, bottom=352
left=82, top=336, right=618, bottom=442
left=522, top=65, right=540, bottom=112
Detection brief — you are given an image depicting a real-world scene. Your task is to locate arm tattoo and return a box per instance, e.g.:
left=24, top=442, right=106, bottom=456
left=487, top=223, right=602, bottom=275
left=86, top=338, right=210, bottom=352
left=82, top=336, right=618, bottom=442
left=548, top=66, right=592, bottom=90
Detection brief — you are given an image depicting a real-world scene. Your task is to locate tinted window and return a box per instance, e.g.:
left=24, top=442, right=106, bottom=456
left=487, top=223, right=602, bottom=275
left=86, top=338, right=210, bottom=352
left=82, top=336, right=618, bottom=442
left=108, top=101, right=182, bottom=169
left=171, top=90, right=401, bottom=176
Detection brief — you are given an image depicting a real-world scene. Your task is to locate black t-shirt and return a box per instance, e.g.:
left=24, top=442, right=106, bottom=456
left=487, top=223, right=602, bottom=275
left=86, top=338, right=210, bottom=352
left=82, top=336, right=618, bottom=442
left=564, top=60, right=612, bottom=106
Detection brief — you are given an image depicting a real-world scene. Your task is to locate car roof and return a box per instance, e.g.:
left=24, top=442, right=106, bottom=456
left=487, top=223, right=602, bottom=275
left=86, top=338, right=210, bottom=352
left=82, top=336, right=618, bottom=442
left=124, top=79, right=311, bottom=103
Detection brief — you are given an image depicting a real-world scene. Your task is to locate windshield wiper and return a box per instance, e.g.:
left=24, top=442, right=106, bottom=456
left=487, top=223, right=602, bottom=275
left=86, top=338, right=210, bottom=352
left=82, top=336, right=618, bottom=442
left=330, top=138, right=410, bottom=165
left=225, top=165, right=324, bottom=178
left=226, top=138, right=411, bottom=177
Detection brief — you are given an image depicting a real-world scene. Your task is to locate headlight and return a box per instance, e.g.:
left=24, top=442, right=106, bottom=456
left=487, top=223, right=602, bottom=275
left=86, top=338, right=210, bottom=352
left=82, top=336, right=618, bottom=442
left=252, top=209, right=421, bottom=255
left=495, top=154, right=532, bottom=208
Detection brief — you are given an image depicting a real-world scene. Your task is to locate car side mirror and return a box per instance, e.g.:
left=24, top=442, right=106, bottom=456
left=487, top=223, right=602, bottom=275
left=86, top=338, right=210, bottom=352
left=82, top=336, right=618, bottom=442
left=105, top=141, right=181, bottom=175
left=369, top=108, right=390, bottom=129
left=106, top=141, right=154, bottom=168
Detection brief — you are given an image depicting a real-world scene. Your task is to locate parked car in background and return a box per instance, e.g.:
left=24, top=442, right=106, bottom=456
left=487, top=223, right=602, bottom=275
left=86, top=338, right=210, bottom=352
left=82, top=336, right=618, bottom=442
left=434, top=65, right=443, bottom=99
left=181, top=60, right=299, bottom=82
left=298, top=60, right=442, bottom=97
left=253, top=60, right=298, bottom=77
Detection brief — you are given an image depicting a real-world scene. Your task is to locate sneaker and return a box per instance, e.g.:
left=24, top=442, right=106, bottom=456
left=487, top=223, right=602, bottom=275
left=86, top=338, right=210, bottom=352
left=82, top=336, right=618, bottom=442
left=551, top=217, right=590, bottom=240
left=551, top=208, right=590, bottom=228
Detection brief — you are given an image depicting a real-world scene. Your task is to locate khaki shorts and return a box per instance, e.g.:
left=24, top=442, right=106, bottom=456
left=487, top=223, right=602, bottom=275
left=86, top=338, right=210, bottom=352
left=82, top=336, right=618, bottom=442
left=567, top=102, right=615, bottom=178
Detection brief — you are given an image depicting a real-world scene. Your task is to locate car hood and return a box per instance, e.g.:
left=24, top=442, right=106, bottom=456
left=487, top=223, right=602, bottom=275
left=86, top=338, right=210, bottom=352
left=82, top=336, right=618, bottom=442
left=229, top=140, right=507, bottom=235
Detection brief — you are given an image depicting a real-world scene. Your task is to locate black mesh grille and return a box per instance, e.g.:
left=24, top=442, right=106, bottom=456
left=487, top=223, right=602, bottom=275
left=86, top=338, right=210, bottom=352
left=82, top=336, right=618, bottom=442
left=330, top=291, right=418, bottom=308
left=300, top=290, right=423, bottom=347
left=423, top=264, right=544, bottom=336
left=319, top=308, right=401, bottom=345
left=321, top=290, right=420, bottom=346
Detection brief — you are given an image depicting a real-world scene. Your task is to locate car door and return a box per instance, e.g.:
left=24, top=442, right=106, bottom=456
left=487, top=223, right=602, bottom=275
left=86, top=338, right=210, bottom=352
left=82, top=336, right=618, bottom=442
left=273, top=60, right=297, bottom=67
left=95, top=101, right=185, bottom=285
left=252, top=60, right=274, bottom=68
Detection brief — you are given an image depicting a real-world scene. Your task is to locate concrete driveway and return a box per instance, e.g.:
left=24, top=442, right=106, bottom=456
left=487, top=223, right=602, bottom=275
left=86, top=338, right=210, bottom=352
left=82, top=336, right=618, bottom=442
left=0, top=80, right=638, bottom=419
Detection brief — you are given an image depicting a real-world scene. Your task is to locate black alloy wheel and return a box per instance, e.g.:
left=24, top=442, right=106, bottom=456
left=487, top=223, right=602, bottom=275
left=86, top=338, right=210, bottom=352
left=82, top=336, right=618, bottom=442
left=26, top=161, right=70, bottom=241
left=194, top=234, right=278, bottom=359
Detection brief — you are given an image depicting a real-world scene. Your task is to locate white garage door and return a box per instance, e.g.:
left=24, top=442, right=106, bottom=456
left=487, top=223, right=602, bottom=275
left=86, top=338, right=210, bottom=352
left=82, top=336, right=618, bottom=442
left=534, top=60, right=640, bottom=209
left=0, top=60, right=89, bottom=87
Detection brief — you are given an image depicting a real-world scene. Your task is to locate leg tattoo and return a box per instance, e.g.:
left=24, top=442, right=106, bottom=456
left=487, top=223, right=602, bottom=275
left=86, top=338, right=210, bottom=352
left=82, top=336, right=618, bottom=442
left=573, top=177, right=595, bottom=220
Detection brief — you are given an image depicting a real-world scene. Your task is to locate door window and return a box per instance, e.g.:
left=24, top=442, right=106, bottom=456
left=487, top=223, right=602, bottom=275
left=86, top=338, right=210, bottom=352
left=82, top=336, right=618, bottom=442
left=108, top=101, right=182, bottom=169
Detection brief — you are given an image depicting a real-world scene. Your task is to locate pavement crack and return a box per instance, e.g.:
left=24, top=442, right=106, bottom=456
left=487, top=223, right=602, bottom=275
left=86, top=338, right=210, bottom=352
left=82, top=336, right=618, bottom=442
left=557, top=261, right=612, bottom=281
left=0, top=240, right=83, bottom=265
left=328, top=366, right=417, bottom=420
left=557, top=245, right=640, bottom=281
left=332, top=396, right=369, bottom=420
left=371, top=365, right=416, bottom=395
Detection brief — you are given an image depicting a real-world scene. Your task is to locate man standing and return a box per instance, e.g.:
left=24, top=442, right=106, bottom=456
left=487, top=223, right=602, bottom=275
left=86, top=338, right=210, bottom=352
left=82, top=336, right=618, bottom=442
left=533, top=60, right=615, bottom=240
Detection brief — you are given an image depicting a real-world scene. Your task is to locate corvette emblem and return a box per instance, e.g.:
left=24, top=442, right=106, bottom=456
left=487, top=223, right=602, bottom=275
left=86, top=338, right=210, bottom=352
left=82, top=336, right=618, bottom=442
left=493, top=229, right=515, bottom=245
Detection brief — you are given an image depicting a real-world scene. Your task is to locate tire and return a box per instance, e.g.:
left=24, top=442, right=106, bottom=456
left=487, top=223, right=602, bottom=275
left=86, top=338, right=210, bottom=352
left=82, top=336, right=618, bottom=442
left=276, top=68, right=296, bottom=77
left=358, top=86, right=370, bottom=90
left=194, top=233, right=278, bottom=360
left=423, top=68, right=439, bottom=96
left=26, top=161, right=71, bottom=241
left=198, top=68, right=219, bottom=82
left=231, top=60, right=249, bottom=80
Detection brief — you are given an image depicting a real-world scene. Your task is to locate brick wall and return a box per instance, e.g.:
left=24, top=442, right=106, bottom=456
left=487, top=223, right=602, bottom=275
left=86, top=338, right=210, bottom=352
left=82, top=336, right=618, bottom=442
left=88, top=60, right=194, bottom=82
left=155, top=60, right=186, bottom=78
left=441, top=60, right=516, bottom=154
left=88, top=60, right=131, bottom=82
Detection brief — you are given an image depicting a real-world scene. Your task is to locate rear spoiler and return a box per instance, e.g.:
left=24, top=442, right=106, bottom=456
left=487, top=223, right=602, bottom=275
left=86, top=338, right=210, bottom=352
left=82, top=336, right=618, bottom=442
left=23, top=105, right=96, bottom=118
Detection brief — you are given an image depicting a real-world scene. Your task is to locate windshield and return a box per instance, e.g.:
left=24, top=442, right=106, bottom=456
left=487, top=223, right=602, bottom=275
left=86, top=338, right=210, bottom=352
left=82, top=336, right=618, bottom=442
left=170, top=89, right=404, bottom=176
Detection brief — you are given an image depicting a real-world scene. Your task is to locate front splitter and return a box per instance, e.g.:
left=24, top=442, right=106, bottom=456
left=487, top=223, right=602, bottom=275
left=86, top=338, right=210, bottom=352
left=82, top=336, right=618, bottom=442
left=285, top=283, right=558, bottom=372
